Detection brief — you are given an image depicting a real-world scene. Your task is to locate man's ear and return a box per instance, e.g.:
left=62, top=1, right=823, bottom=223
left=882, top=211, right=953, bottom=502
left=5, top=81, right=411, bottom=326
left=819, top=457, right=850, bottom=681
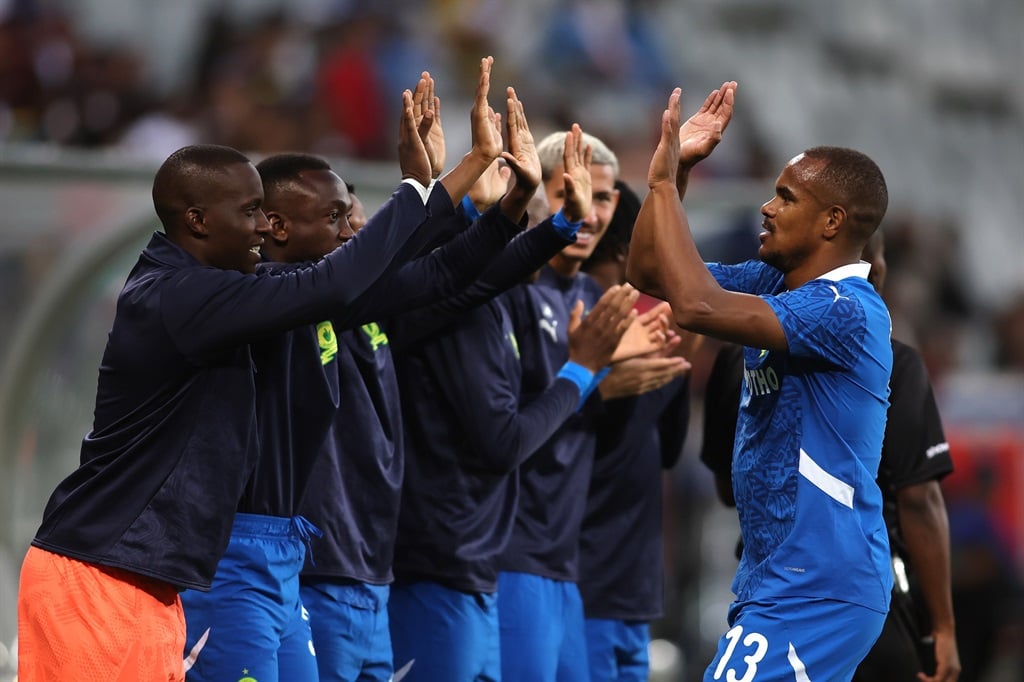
left=266, top=211, right=288, bottom=245
left=822, top=205, right=846, bottom=240
left=185, top=207, right=207, bottom=236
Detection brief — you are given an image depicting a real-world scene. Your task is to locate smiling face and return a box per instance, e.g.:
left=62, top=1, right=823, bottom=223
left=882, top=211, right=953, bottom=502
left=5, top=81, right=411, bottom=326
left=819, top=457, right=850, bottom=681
left=265, top=169, right=355, bottom=263
left=543, top=162, right=620, bottom=276
left=757, top=154, right=832, bottom=273
left=193, top=161, right=269, bottom=274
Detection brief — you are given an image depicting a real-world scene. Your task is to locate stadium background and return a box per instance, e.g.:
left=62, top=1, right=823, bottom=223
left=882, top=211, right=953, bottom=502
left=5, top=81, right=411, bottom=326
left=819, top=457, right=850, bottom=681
left=1, top=0, right=1022, bottom=679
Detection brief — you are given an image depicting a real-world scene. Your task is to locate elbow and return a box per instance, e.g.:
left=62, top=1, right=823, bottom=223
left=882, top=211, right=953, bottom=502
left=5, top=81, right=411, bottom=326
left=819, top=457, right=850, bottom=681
left=625, top=260, right=663, bottom=299
left=670, top=298, right=715, bottom=332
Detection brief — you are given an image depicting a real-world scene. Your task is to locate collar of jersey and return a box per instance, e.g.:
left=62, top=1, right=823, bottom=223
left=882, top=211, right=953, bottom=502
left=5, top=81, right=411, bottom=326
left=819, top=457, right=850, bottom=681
left=818, top=261, right=870, bottom=282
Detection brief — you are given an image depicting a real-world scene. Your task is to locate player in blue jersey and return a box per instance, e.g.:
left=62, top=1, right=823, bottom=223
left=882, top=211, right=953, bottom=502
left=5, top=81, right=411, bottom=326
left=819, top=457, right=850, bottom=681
left=702, top=232, right=961, bottom=682
left=18, top=84, right=437, bottom=681
left=628, top=83, right=894, bottom=681
left=179, top=60, right=545, bottom=682
left=577, top=179, right=693, bottom=682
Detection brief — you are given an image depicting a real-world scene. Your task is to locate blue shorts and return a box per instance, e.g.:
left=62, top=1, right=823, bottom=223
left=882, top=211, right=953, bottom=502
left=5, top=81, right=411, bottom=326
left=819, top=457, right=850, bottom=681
left=584, top=619, right=649, bottom=681
left=388, top=581, right=500, bottom=682
left=498, top=571, right=589, bottom=682
left=181, top=513, right=320, bottom=682
left=300, top=580, right=392, bottom=682
left=703, top=597, right=886, bottom=682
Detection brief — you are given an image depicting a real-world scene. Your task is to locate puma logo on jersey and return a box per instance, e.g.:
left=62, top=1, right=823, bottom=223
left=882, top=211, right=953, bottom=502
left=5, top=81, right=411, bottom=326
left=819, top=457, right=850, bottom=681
left=539, top=319, right=558, bottom=343
left=317, top=321, right=337, bottom=365
left=539, top=303, right=558, bottom=342
left=828, top=285, right=849, bottom=303
left=361, top=322, right=389, bottom=351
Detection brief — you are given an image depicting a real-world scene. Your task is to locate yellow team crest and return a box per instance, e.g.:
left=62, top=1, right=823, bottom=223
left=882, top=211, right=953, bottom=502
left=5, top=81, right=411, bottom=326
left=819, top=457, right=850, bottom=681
left=361, top=322, right=389, bottom=351
left=317, top=321, right=337, bottom=365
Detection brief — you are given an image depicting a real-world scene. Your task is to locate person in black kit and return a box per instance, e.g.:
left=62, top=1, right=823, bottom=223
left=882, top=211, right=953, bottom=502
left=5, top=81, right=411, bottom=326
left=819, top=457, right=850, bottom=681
left=18, top=85, right=436, bottom=681
left=701, top=231, right=961, bottom=682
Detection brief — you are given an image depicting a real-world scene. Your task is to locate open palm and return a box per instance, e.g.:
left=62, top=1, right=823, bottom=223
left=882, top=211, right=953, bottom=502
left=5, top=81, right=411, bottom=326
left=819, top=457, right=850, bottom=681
left=678, top=81, right=737, bottom=166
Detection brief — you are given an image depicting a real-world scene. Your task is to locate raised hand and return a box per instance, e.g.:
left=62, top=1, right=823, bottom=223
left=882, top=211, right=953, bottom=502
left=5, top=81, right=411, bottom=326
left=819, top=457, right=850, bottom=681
left=398, top=88, right=433, bottom=187
left=470, top=56, right=503, bottom=163
left=567, top=284, right=640, bottom=373
left=500, top=86, right=541, bottom=193
left=437, top=56, right=503, bottom=205
left=648, top=88, right=682, bottom=189
left=468, top=159, right=512, bottom=212
left=678, top=81, right=737, bottom=168
left=412, top=71, right=445, bottom=178
left=561, top=123, right=593, bottom=223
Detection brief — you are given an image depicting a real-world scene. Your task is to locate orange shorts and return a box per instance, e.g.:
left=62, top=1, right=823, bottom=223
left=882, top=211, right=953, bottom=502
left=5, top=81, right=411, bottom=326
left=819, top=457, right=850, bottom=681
left=18, top=545, right=186, bottom=682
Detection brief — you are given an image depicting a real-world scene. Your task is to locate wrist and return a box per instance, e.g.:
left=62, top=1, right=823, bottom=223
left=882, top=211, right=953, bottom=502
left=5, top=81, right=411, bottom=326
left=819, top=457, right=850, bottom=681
left=558, top=360, right=595, bottom=391
left=552, top=208, right=583, bottom=239
left=460, top=194, right=483, bottom=221
left=463, top=148, right=496, bottom=173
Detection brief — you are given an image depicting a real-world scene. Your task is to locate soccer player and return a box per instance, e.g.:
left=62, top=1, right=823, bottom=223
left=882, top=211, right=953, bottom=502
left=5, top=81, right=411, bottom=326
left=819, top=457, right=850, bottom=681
left=494, top=129, right=627, bottom=682
left=17, top=85, right=436, bottom=681
left=628, top=83, right=894, bottom=681
left=387, top=122, right=652, bottom=681
left=701, top=232, right=961, bottom=682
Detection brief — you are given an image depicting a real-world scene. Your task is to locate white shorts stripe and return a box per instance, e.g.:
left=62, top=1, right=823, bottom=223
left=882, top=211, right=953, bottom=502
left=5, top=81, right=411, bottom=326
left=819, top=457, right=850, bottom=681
left=798, top=448, right=854, bottom=508
left=787, top=642, right=812, bottom=682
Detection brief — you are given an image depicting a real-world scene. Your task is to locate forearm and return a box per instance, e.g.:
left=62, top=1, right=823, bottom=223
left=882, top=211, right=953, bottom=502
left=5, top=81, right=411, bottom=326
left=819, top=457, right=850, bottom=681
left=498, top=181, right=537, bottom=224
left=475, top=378, right=580, bottom=474
left=626, top=182, right=720, bottom=322
left=675, top=162, right=695, bottom=201
left=389, top=221, right=569, bottom=352
left=439, top=150, right=495, bottom=207
left=899, top=484, right=956, bottom=634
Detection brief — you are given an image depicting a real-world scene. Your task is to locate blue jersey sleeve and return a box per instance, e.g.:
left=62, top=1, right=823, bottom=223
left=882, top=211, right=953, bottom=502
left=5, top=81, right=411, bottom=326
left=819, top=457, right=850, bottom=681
left=706, top=260, right=785, bottom=294
left=763, top=279, right=868, bottom=369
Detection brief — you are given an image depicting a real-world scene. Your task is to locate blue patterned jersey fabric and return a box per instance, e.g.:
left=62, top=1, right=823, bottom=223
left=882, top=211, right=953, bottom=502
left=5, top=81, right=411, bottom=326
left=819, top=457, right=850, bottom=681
left=707, top=260, right=894, bottom=613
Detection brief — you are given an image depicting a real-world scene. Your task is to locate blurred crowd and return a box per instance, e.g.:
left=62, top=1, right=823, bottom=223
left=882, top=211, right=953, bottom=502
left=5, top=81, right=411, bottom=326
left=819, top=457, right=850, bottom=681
left=2, top=1, right=1022, bottom=680
left=4, top=1, right=1020, bottom=378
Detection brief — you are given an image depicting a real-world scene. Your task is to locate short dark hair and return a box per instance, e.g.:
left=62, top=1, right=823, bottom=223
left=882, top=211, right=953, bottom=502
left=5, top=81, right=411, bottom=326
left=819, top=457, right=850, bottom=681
left=256, top=153, right=332, bottom=190
left=152, top=144, right=251, bottom=229
left=803, top=146, right=888, bottom=235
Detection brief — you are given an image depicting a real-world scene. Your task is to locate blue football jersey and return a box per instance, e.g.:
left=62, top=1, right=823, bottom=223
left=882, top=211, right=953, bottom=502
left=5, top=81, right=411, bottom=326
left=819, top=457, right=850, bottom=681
left=708, top=260, right=894, bottom=613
